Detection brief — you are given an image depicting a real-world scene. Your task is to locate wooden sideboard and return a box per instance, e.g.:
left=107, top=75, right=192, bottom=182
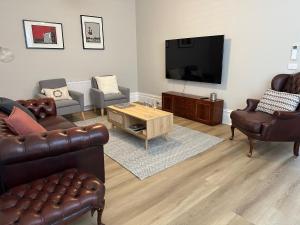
left=162, top=91, right=224, bottom=125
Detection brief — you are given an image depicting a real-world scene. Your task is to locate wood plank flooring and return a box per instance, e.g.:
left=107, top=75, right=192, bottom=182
left=68, top=111, right=300, bottom=225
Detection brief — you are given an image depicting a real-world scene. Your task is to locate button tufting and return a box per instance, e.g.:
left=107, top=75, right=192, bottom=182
left=0, top=169, right=104, bottom=225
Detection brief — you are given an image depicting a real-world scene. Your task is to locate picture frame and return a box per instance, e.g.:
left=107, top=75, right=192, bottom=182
left=23, top=20, right=64, bottom=49
left=80, top=15, right=105, bottom=50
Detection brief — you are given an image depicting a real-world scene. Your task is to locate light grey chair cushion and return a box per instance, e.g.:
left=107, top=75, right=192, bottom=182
left=55, top=99, right=79, bottom=108
left=57, top=104, right=81, bottom=116
left=104, top=93, right=127, bottom=101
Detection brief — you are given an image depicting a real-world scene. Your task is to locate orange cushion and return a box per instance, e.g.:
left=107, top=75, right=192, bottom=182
left=4, top=107, right=46, bottom=135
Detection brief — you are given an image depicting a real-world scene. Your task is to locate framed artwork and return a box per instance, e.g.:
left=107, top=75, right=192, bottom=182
left=23, top=20, right=64, bottom=49
left=80, top=15, right=104, bottom=50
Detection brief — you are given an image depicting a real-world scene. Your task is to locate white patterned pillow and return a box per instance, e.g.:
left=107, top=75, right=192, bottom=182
left=256, top=89, right=300, bottom=114
left=41, top=86, right=72, bottom=101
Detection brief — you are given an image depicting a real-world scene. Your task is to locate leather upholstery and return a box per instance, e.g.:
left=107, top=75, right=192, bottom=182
left=0, top=98, right=108, bottom=225
left=231, top=111, right=274, bottom=133
left=0, top=98, right=108, bottom=188
left=0, top=123, right=109, bottom=165
left=38, top=116, right=75, bottom=131
left=231, top=72, right=300, bottom=151
left=18, top=98, right=57, bottom=120
left=0, top=169, right=105, bottom=225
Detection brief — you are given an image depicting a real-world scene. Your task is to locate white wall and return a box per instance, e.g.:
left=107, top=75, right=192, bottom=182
left=136, top=0, right=300, bottom=111
left=0, top=0, right=138, bottom=100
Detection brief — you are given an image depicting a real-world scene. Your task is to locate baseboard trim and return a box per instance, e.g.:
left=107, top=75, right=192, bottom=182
left=222, top=109, right=232, bottom=125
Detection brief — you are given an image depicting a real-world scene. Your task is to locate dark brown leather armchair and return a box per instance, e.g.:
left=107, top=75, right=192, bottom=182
left=230, top=73, right=300, bottom=157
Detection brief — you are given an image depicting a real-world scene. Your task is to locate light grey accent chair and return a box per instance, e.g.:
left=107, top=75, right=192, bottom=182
left=37, top=78, right=85, bottom=120
left=90, top=76, right=130, bottom=116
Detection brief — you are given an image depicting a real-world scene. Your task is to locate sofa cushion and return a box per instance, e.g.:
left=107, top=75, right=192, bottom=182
left=4, top=107, right=46, bottom=135
left=231, top=110, right=274, bottom=133
left=104, top=93, right=127, bottom=101
left=256, top=89, right=300, bottom=115
left=38, top=116, right=76, bottom=131
left=95, top=75, right=120, bottom=94
left=0, top=97, right=36, bottom=120
left=55, top=99, right=79, bottom=108
left=41, top=86, right=72, bottom=101
left=0, top=169, right=104, bottom=225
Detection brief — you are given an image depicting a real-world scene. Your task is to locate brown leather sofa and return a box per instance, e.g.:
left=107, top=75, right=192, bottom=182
left=230, top=73, right=300, bottom=157
left=0, top=98, right=109, bottom=225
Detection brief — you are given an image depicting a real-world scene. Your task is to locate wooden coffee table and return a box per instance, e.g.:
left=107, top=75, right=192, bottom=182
left=107, top=103, right=173, bottom=149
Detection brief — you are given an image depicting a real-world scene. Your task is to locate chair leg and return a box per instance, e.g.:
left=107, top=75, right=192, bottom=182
left=101, top=108, right=105, bottom=117
left=97, top=207, right=105, bottom=225
left=81, top=112, right=85, bottom=120
left=91, top=208, right=96, bottom=217
left=248, top=137, right=254, bottom=158
left=91, top=200, right=105, bottom=225
left=294, top=142, right=299, bottom=157
left=230, top=126, right=235, bottom=140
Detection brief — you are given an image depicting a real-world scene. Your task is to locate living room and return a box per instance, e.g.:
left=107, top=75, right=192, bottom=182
left=1, top=0, right=300, bottom=225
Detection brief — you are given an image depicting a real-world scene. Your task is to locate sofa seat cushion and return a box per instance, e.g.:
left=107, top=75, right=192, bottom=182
left=104, top=93, right=126, bottom=101
left=38, top=116, right=75, bottom=131
left=0, top=169, right=105, bottom=225
left=231, top=110, right=274, bottom=133
left=55, top=99, right=79, bottom=108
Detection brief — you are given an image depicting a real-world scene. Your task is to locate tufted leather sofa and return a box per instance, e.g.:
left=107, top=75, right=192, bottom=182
left=0, top=98, right=109, bottom=224
left=230, top=73, right=300, bottom=157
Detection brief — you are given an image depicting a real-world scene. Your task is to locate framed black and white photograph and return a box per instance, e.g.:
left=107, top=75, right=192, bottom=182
left=80, top=15, right=104, bottom=50
left=23, top=20, right=64, bottom=49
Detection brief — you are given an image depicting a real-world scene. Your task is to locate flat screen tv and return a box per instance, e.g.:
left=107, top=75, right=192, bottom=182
left=166, top=35, right=224, bottom=84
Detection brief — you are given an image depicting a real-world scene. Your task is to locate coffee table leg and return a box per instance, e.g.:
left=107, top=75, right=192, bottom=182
left=145, top=140, right=148, bottom=149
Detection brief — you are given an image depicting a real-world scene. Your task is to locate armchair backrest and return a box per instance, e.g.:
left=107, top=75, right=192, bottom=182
left=39, top=78, right=67, bottom=92
left=91, top=75, right=114, bottom=89
left=271, top=72, right=300, bottom=110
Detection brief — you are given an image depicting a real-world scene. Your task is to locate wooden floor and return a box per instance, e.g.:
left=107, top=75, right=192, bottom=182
left=69, top=110, right=300, bottom=225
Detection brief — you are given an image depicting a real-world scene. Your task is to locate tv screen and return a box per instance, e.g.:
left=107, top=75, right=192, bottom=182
left=166, top=35, right=224, bottom=84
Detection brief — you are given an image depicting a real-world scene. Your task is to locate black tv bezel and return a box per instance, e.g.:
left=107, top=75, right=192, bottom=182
left=165, top=35, right=224, bottom=84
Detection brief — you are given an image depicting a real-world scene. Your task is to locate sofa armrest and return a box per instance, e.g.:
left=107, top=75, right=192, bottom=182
left=118, top=86, right=130, bottom=101
left=273, top=111, right=300, bottom=120
left=90, top=88, right=105, bottom=108
left=69, top=90, right=84, bottom=111
left=0, top=123, right=109, bottom=165
left=242, top=99, right=260, bottom=111
left=18, top=98, right=57, bottom=119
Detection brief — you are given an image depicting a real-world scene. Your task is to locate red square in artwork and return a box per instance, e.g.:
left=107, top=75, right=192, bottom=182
left=31, top=25, right=57, bottom=44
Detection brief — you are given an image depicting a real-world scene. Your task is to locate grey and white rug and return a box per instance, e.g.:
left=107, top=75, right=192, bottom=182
left=76, top=117, right=223, bottom=180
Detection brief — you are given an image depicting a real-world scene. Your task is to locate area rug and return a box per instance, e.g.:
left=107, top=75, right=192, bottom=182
left=75, top=117, right=223, bottom=180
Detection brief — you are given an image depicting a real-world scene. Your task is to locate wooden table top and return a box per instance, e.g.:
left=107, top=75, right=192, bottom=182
left=107, top=103, right=173, bottom=121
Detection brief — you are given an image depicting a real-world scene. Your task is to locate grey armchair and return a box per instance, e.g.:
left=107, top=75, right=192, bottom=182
left=37, top=78, right=85, bottom=120
left=90, top=76, right=130, bottom=116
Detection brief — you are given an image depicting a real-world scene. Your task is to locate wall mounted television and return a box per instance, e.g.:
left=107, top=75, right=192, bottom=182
left=165, top=35, right=224, bottom=84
